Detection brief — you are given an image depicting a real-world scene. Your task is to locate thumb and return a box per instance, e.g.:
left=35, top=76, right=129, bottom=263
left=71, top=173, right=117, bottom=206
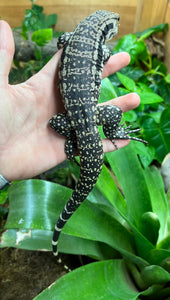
left=0, top=20, right=14, bottom=87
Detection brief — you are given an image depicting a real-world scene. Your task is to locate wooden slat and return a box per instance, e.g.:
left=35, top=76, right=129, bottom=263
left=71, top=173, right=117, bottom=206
left=0, top=0, right=137, bottom=38
left=134, top=0, right=168, bottom=32
left=0, top=0, right=170, bottom=70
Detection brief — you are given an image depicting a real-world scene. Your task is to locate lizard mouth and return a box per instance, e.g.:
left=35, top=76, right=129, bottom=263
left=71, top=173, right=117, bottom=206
left=113, top=16, right=120, bottom=21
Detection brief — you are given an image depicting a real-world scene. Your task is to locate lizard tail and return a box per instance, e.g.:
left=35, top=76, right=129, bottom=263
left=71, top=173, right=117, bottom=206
left=52, top=132, right=103, bottom=256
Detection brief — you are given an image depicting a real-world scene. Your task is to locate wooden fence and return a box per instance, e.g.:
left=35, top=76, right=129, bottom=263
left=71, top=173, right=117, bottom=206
left=0, top=0, right=170, bottom=68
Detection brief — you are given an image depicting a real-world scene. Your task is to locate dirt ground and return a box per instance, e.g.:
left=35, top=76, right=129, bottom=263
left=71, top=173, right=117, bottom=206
left=0, top=248, right=79, bottom=300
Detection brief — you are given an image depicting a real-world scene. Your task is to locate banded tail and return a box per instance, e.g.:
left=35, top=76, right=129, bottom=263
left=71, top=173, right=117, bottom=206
left=52, top=132, right=103, bottom=256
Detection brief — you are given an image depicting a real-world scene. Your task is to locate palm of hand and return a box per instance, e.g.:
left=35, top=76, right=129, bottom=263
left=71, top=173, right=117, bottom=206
left=0, top=20, right=139, bottom=181
left=0, top=47, right=66, bottom=180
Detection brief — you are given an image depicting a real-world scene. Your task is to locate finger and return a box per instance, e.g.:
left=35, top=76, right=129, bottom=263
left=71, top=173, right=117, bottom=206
left=40, top=49, right=62, bottom=77
left=102, top=52, right=130, bottom=79
left=0, top=21, right=14, bottom=86
left=99, top=93, right=140, bottom=112
left=102, top=138, right=130, bottom=153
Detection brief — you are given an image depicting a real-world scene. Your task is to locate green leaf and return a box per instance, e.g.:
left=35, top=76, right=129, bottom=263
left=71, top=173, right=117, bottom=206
left=31, top=28, right=53, bottom=46
left=45, top=14, right=57, bottom=28
left=34, top=46, right=43, bottom=60
left=137, top=82, right=153, bottom=93
left=165, top=74, right=170, bottom=83
left=96, top=164, right=127, bottom=215
left=3, top=179, right=148, bottom=266
left=147, top=248, right=170, bottom=265
left=132, top=143, right=155, bottom=168
left=123, top=110, right=137, bottom=122
left=141, top=265, right=170, bottom=286
left=117, top=72, right=136, bottom=92
left=106, top=144, right=152, bottom=227
left=99, top=78, right=117, bottom=103
left=142, top=108, right=170, bottom=162
left=0, top=229, right=118, bottom=260
left=138, top=92, right=164, bottom=104
left=0, top=187, right=9, bottom=204
left=135, top=23, right=169, bottom=39
left=34, top=260, right=141, bottom=300
left=140, top=212, right=160, bottom=245
left=143, top=166, right=168, bottom=242
left=130, top=41, right=149, bottom=64
left=114, top=33, right=149, bottom=64
left=114, top=34, right=136, bottom=53
left=5, top=180, right=67, bottom=231
left=63, top=200, right=142, bottom=264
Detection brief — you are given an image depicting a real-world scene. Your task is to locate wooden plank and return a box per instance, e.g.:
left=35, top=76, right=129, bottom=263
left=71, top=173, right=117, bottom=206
left=0, top=0, right=137, bottom=38
left=134, top=0, right=168, bottom=32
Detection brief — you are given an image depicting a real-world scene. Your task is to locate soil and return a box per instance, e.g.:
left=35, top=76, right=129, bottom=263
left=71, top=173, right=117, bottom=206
left=0, top=248, right=80, bottom=300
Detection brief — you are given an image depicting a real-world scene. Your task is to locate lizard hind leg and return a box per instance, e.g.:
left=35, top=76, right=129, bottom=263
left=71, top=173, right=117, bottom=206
left=96, top=105, right=147, bottom=147
left=65, top=136, right=80, bottom=166
left=49, top=113, right=79, bottom=164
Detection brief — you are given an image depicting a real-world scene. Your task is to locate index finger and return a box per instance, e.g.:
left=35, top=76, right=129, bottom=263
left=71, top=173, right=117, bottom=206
left=102, top=52, right=130, bottom=78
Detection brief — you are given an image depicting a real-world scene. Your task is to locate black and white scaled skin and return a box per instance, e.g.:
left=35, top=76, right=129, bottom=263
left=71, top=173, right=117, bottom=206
left=49, top=10, right=146, bottom=257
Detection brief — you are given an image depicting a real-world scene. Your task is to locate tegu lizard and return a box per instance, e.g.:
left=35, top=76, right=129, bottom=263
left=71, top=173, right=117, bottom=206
left=49, top=10, right=146, bottom=256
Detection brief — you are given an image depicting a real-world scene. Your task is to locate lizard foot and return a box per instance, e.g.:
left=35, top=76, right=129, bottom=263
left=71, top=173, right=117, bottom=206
left=65, top=139, right=80, bottom=166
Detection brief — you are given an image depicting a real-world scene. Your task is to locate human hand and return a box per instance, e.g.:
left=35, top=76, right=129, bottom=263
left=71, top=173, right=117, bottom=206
left=0, top=20, right=140, bottom=181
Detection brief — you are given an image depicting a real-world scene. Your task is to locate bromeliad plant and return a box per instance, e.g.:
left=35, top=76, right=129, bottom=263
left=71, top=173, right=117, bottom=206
left=1, top=143, right=170, bottom=299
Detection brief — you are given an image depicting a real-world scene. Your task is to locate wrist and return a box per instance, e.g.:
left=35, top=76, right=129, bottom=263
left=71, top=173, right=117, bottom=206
left=0, top=174, right=11, bottom=190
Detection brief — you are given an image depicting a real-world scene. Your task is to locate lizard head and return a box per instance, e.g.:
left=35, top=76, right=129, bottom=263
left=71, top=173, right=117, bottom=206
left=97, top=11, right=120, bottom=41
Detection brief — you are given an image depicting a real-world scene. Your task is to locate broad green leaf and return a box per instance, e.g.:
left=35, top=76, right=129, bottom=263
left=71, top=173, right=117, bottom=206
left=142, top=108, right=170, bottom=162
left=105, top=145, right=157, bottom=261
left=62, top=200, right=144, bottom=264
left=132, top=143, right=155, bottom=168
left=0, top=187, right=9, bottom=204
left=117, top=72, right=136, bottom=92
left=114, top=35, right=148, bottom=64
left=106, top=144, right=152, bottom=227
left=3, top=180, right=148, bottom=266
left=138, top=92, right=164, bottom=104
left=31, top=28, right=53, bottom=46
left=147, top=248, right=170, bottom=266
left=45, top=14, right=57, bottom=28
left=136, top=82, right=153, bottom=93
left=99, top=78, right=117, bottom=103
left=114, top=34, right=137, bottom=54
left=123, top=110, right=137, bottom=122
left=158, top=236, right=170, bottom=251
left=120, top=66, right=144, bottom=81
left=135, top=23, right=169, bottom=39
left=0, top=229, right=119, bottom=260
left=148, top=112, right=162, bottom=124
left=34, top=260, right=141, bottom=300
left=143, top=166, right=168, bottom=241
left=96, top=164, right=127, bottom=215
left=140, top=212, right=160, bottom=245
left=141, top=265, right=170, bottom=286
left=165, top=74, right=170, bottom=83
left=5, top=180, right=69, bottom=230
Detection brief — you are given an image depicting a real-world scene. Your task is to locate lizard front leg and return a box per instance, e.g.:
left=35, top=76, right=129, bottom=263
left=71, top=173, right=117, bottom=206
left=57, top=32, right=73, bottom=49
left=102, top=45, right=111, bottom=63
